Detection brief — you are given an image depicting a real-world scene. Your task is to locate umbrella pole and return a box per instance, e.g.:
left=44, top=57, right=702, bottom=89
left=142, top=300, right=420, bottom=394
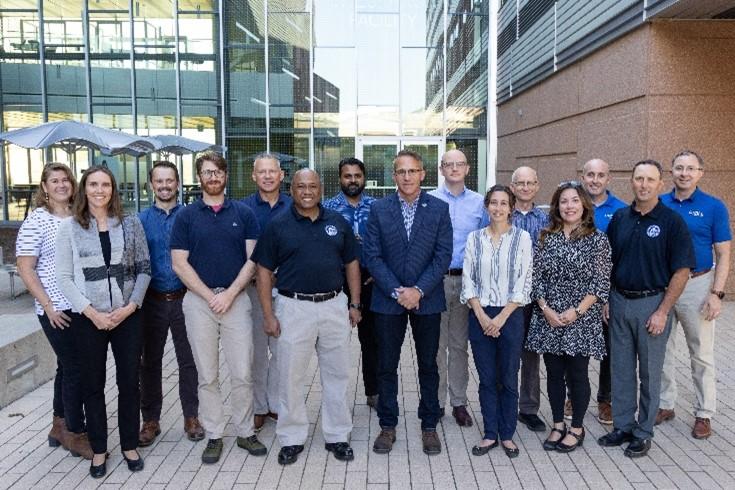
left=134, top=156, right=141, bottom=212
left=0, top=143, right=8, bottom=221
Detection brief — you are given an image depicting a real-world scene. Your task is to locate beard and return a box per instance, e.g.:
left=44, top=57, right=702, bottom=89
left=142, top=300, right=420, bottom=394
left=202, top=179, right=226, bottom=196
left=341, top=182, right=365, bottom=198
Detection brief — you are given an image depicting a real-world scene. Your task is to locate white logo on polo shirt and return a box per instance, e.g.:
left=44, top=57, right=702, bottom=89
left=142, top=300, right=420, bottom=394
left=232, top=222, right=238, bottom=227
left=325, top=224, right=338, bottom=236
left=689, top=210, right=704, bottom=218
left=647, top=225, right=661, bottom=238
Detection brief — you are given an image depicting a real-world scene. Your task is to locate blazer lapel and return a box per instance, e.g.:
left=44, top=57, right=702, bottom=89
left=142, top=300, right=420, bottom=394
left=388, top=193, right=409, bottom=247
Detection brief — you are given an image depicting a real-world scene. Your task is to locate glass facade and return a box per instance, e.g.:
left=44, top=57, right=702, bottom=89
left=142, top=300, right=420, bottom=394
left=1, top=0, right=489, bottom=220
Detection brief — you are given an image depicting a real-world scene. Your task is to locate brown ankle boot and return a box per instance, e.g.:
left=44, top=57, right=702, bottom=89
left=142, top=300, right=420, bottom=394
left=48, top=416, right=65, bottom=448
left=66, top=432, right=94, bottom=460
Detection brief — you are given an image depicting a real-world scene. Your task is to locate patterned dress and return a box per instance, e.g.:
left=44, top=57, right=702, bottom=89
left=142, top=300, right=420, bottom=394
left=525, top=230, right=612, bottom=360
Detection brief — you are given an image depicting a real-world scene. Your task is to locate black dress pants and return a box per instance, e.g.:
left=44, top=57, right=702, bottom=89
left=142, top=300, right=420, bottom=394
left=543, top=353, right=591, bottom=428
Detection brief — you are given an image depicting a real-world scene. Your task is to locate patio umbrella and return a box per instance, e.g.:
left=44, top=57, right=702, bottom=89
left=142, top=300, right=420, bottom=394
left=113, top=135, right=224, bottom=158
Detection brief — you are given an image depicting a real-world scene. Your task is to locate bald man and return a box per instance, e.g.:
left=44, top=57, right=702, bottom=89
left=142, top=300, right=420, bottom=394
left=429, top=149, right=487, bottom=427
left=510, top=166, right=550, bottom=432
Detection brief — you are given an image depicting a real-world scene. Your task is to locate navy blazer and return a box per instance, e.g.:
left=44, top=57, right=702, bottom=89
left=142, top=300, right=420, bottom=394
left=363, top=191, right=453, bottom=315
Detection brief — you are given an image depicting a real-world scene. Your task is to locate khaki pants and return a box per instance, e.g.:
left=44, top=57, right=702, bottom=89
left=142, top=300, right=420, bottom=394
left=436, top=274, right=469, bottom=408
left=247, top=286, right=279, bottom=415
left=275, top=292, right=352, bottom=446
left=660, top=271, right=716, bottom=418
left=183, top=291, right=255, bottom=439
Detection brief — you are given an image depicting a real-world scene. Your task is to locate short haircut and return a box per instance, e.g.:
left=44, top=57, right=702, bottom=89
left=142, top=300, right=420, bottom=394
left=195, top=151, right=226, bottom=174
left=393, top=149, right=423, bottom=169
left=338, top=157, right=365, bottom=176
left=672, top=149, right=704, bottom=168
left=149, top=160, right=179, bottom=182
left=633, top=159, right=663, bottom=177
left=253, top=152, right=281, bottom=168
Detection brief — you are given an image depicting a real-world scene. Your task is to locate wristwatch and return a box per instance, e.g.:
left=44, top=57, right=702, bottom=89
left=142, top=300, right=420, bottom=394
left=711, top=289, right=725, bottom=300
left=349, top=303, right=362, bottom=310
left=574, top=306, right=583, bottom=317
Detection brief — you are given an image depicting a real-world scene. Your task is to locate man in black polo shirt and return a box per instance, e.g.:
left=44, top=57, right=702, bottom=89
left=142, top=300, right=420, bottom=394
left=598, top=159, right=695, bottom=458
left=253, top=169, right=361, bottom=466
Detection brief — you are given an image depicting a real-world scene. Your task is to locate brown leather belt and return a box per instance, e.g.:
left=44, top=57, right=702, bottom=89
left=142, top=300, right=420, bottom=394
left=146, top=287, right=187, bottom=302
left=690, top=268, right=712, bottom=279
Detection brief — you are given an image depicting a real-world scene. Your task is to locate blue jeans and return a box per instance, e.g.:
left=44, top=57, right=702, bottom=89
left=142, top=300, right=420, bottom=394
left=469, top=306, right=524, bottom=441
left=374, top=312, right=441, bottom=430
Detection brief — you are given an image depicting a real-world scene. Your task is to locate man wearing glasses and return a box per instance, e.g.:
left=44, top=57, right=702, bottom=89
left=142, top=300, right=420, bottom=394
left=656, top=150, right=731, bottom=439
left=171, top=152, right=266, bottom=464
left=428, top=149, right=487, bottom=428
left=364, top=150, right=452, bottom=456
left=510, top=166, right=550, bottom=433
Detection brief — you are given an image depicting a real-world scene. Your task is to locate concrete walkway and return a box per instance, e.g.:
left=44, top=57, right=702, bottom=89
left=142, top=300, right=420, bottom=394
left=0, top=297, right=733, bottom=489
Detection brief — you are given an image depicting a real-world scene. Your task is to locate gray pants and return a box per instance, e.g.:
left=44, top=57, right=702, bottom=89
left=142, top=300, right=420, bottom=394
left=247, top=286, right=279, bottom=415
left=436, top=274, right=469, bottom=408
left=518, top=303, right=540, bottom=415
left=610, top=289, right=673, bottom=439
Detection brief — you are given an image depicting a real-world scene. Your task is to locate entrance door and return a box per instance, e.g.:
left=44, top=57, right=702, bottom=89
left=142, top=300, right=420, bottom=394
left=356, top=137, right=443, bottom=198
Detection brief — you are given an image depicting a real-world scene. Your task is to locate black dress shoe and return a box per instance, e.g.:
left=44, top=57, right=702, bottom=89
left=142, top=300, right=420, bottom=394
left=597, top=428, right=634, bottom=447
left=624, top=438, right=651, bottom=458
left=556, top=428, right=585, bottom=453
left=517, top=413, right=546, bottom=432
left=471, top=440, right=499, bottom=456
left=123, top=450, right=145, bottom=472
left=278, top=445, right=304, bottom=465
left=89, top=453, right=109, bottom=479
left=543, top=425, right=567, bottom=451
left=325, top=442, right=354, bottom=461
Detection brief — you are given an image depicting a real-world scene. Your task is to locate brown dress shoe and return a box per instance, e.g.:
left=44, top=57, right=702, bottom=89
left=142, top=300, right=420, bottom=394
left=184, top=417, right=205, bottom=441
left=254, top=413, right=267, bottom=432
left=452, top=405, right=473, bottom=427
left=48, top=416, right=65, bottom=448
left=422, top=430, right=442, bottom=455
left=138, top=421, right=161, bottom=447
left=654, top=408, right=675, bottom=426
left=66, top=432, right=94, bottom=460
left=372, top=428, right=397, bottom=454
left=597, top=401, right=613, bottom=425
left=692, top=417, right=712, bottom=439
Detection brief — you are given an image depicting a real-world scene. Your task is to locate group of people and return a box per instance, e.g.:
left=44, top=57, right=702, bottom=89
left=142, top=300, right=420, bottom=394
left=14, top=146, right=729, bottom=479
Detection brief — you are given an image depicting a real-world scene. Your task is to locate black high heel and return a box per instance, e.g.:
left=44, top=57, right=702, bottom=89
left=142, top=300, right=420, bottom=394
left=543, top=425, right=567, bottom=451
left=89, top=452, right=109, bottom=479
left=123, top=449, right=145, bottom=472
left=556, top=427, right=585, bottom=453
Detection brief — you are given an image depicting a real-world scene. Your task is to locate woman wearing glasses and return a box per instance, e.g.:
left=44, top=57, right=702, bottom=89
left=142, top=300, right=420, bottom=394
left=461, top=185, right=533, bottom=458
left=56, top=166, right=150, bottom=478
left=526, top=181, right=612, bottom=452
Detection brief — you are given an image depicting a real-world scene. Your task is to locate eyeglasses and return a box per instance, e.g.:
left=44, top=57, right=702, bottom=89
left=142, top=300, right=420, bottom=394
left=672, top=165, right=702, bottom=174
left=511, top=180, right=537, bottom=188
left=440, top=161, right=468, bottom=169
left=394, top=168, right=422, bottom=177
left=558, top=180, right=583, bottom=188
left=200, top=169, right=225, bottom=178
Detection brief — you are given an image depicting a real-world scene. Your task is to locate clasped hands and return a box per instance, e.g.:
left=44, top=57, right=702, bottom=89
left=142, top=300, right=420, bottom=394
left=543, top=306, right=578, bottom=328
left=476, top=310, right=506, bottom=337
left=85, top=303, right=137, bottom=331
left=395, top=286, right=421, bottom=310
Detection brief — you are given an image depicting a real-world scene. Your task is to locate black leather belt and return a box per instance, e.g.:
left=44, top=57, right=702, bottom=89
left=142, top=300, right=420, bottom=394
left=278, top=289, right=340, bottom=302
left=446, top=268, right=463, bottom=276
left=690, top=268, right=712, bottom=279
left=146, top=287, right=187, bottom=302
left=615, top=287, right=665, bottom=299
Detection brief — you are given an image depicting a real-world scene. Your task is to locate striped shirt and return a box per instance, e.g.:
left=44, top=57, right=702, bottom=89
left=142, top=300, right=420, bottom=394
left=15, top=207, right=72, bottom=315
left=460, top=226, right=533, bottom=307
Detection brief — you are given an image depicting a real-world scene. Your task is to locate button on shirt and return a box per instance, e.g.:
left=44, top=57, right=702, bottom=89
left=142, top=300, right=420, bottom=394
left=660, top=188, right=732, bottom=273
left=252, top=204, right=358, bottom=294
left=170, top=199, right=260, bottom=289
left=429, top=184, right=488, bottom=269
left=323, top=192, right=376, bottom=264
left=399, top=194, right=420, bottom=239
left=594, top=190, right=627, bottom=233
left=607, top=201, right=696, bottom=291
left=512, top=206, right=550, bottom=247
left=241, top=191, right=293, bottom=234
left=139, top=203, right=184, bottom=293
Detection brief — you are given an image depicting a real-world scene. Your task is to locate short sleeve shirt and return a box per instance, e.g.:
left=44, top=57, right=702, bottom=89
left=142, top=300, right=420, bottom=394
left=607, top=201, right=696, bottom=291
left=15, top=207, right=73, bottom=315
left=169, top=199, right=259, bottom=288
left=594, top=191, right=627, bottom=233
left=252, top=204, right=358, bottom=293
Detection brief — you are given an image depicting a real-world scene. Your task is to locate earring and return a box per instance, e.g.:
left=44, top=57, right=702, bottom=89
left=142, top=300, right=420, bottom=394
left=45, top=192, right=49, bottom=202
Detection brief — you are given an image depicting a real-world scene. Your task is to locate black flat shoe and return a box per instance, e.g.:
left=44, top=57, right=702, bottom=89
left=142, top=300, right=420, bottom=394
left=123, top=450, right=145, bottom=472
left=471, top=440, right=499, bottom=456
left=543, top=425, right=567, bottom=451
left=556, top=428, right=584, bottom=453
left=325, top=442, right=354, bottom=461
left=624, top=438, right=651, bottom=458
left=278, top=445, right=304, bottom=465
left=89, top=453, right=109, bottom=479
left=597, top=428, right=634, bottom=447
left=501, top=441, right=519, bottom=458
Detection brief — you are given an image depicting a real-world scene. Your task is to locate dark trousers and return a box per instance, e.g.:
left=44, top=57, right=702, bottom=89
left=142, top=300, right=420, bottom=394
left=355, top=280, right=378, bottom=397
left=518, top=303, right=540, bottom=415
left=140, top=295, right=199, bottom=421
left=598, top=320, right=611, bottom=403
left=72, top=310, right=143, bottom=454
left=38, top=311, right=85, bottom=433
left=374, top=311, right=441, bottom=430
left=469, top=307, right=524, bottom=441
left=544, top=353, right=591, bottom=428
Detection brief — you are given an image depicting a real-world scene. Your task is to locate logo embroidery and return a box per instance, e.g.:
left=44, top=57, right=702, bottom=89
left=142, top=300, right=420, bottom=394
left=646, top=225, right=661, bottom=238
left=689, top=210, right=704, bottom=218
left=325, top=224, right=338, bottom=236
left=232, top=222, right=238, bottom=227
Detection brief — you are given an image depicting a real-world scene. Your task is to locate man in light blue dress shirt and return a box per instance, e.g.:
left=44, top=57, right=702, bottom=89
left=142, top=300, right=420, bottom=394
left=429, top=149, right=487, bottom=427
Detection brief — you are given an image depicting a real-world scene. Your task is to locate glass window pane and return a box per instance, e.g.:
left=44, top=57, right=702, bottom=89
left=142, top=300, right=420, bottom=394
left=356, top=14, right=398, bottom=106
left=403, top=142, right=438, bottom=189
left=315, top=137, right=355, bottom=198
left=400, top=0, right=442, bottom=48
left=314, top=0, right=354, bottom=47
left=362, top=143, right=399, bottom=197
left=401, top=47, right=442, bottom=136
left=314, top=47, right=356, bottom=138
left=357, top=106, right=399, bottom=136
left=356, top=0, right=398, bottom=13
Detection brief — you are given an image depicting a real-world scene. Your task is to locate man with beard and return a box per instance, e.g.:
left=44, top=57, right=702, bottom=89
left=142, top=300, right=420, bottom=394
left=324, top=157, right=378, bottom=408
left=138, top=161, right=204, bottom=447
left=171, top=152, right=266, bottom=464
left=242, top=153, right=292, bottom=431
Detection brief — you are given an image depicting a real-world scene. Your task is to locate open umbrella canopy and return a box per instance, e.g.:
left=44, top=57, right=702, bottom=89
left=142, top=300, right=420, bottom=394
left=0, top=120, right=157, bottom=155
left=111, top=134, right=224, bottom=157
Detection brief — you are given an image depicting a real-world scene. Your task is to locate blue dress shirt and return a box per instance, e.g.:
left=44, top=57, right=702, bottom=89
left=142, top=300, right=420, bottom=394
left=139, top=203, right=184, bottom=293
left=323, top=191, right=376, bottom=264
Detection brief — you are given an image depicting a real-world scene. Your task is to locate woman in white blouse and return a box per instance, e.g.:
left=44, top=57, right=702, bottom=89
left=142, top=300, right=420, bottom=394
left=461, top=184, right=533, bottom=458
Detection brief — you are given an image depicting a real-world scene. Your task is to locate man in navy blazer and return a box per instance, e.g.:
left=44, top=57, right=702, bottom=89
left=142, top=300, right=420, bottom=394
left=364, top=149, right=453, bottom=456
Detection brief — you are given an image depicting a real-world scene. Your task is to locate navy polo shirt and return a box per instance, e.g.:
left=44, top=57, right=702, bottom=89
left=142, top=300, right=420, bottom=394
left=660, top=188, right=732, bottom=273
left=252, top=204, right=358, bottom=294
left=593, top=190, right=627, bottom=233
left=241, top=191, right=293, bottom=234
left=170, top=198, right=259, bottom=288
left=139, top=203, right=184, bottom=293
left=607, top=201, right=696, bottom=291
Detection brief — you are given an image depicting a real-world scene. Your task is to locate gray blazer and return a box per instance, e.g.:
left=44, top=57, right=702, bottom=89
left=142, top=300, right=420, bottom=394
left=56, top=215, right=151, bottom=313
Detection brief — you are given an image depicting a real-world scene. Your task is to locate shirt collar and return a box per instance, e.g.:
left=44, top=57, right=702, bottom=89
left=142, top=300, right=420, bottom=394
left=513, top=205, right=543, bottom=217
left=152, top=202, right=181, bottom=215
left=255, top=191, right=288, bottom=206
left=333, top=192, right=370, bottom=208
left=668, top=187, right=701, bottom=203
left=631, top=199, right=664, bottom=218
left=438, top=183, right=467, bottom=198
left=195, top=197, right=231, bottom=211
left=290, top=202, right=325, bottom=222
